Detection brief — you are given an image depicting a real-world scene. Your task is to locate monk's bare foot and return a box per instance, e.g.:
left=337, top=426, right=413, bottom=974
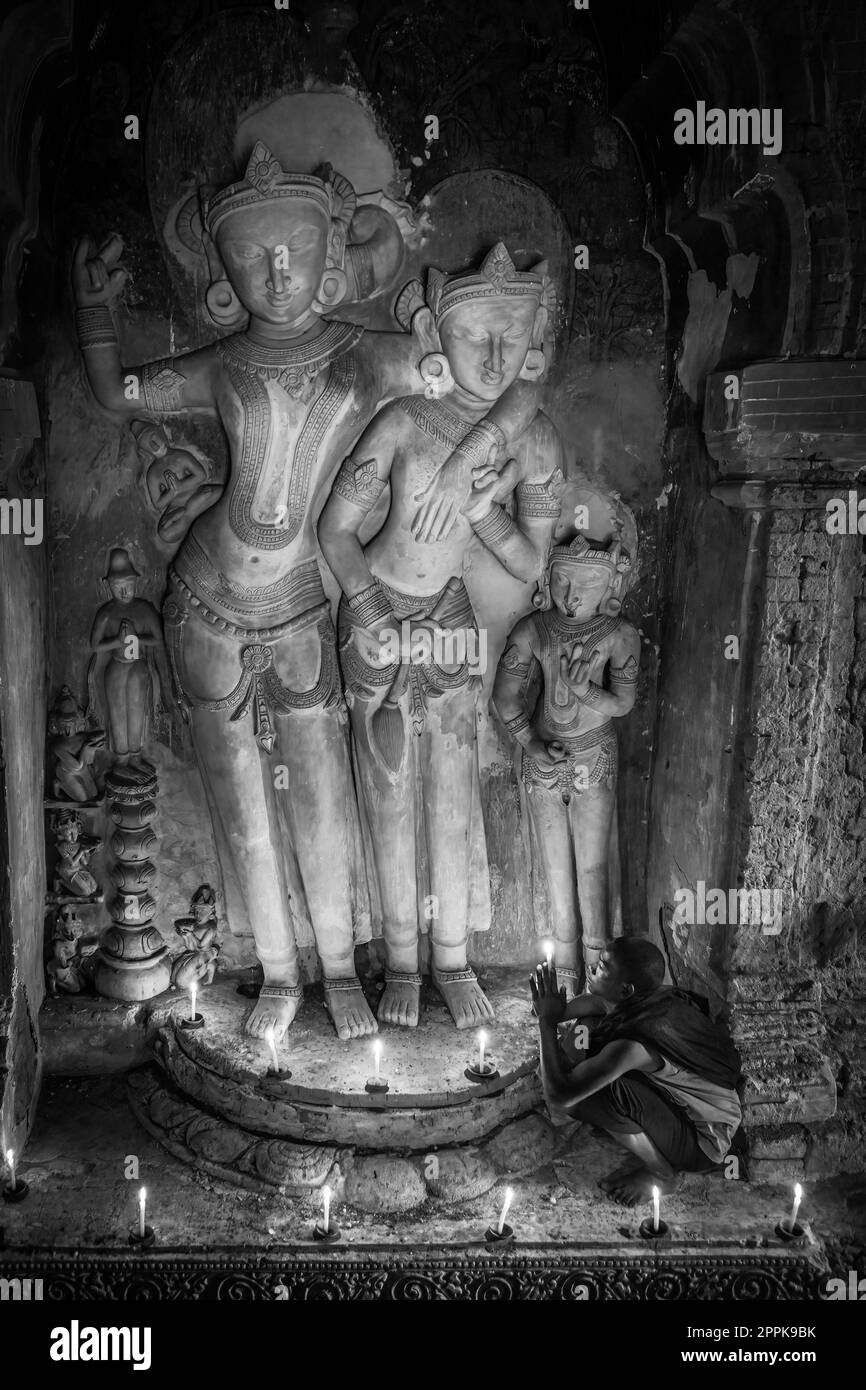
left=599, top=1159, right=644, bottom=1193
left=379, top=971, right=422, bottom=1027
left=606, top=1165, right=681, bottom=1207
left=324, top=976, right=378, bottom=1041
left=244, top=983, right=303, bottom=1041
left=433, top=967, right=495, bottom=1030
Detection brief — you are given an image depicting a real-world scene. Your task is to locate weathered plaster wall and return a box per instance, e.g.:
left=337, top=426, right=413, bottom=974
left=0, top=438, right=48, bottom=1163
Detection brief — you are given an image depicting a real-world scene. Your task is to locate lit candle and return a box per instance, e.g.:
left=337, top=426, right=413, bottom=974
left=138, top=1186, right=146, bottom=1239
left=787, top=1182, right=802, bottom=1231
left=190, top=983, right=197, bottom=1022
left=373, top=1039, right=383, bottom=1080
left=322, top=1184, right=331, bottom=1235
left=542, top=939, right=554, bottom=968
left=478, top=1029, right=488, bottom=1073
left=652, top=1184, right=660, bottom=1232
left=6, top=1147, right=16, bottom=1190
left=497, top=1185, right=514, bottom=1235
left=265, top=1025, right=280, bottom=1074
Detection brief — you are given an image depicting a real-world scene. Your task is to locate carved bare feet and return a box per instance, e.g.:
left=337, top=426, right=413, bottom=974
left=603, top=1164, right=681, bottom=1207
left=379, top=970, right=422, bottom=1027
left=324, top=976, right=378, bottom=1041
left=244, top=983, right=303, bottom=1042
left=433, top=967, right=495, bottom=1030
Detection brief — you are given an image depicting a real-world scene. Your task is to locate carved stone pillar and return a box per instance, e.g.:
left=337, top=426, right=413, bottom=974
left=94, top=765, right=169, bottom=1000
left=705, top=359, right=866, bottom=1178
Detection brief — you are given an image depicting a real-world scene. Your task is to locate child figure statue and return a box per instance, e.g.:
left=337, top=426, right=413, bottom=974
left=319, top=244, right=563, bottom=1029
left=493, top=499, right=641, bottom=994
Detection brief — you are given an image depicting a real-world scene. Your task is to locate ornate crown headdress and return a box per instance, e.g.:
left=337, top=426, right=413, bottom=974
left=549, top=532, right=633, bottom=581
left=426, top=242, right=555, bottom=325
left=204, top=141, right=357, bottom=269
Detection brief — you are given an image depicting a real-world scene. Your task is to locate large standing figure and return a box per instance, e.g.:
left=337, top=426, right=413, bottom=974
left=493, top=513, right=640, bottom=994
left=74, top=143, right=538, bottom=1041
left=319, top=245, right=562, bottom=1029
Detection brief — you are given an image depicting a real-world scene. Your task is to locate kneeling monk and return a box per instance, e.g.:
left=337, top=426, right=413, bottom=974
left=531, top=938, right=742, bottom=1204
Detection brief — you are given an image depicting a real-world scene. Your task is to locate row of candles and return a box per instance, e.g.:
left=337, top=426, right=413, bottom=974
left=3, top=1139, right=811, bottom=1251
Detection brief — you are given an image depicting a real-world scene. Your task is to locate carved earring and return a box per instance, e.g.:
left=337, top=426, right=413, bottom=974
left=419, top=352, right=454, bottom=400
left=519, top=348, right=546, bottom=382
left=205, top=279, right=246, bottom=329
left=313, top=268, right=349, bottom=315
left=600, top=595, right=622, bottom=617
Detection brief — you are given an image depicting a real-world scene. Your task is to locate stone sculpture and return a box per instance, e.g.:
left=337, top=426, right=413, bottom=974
left=87, top=548, right=165, bottom=767
left=45, top=904, right=97, bottom=995
left=493, top=497, right=640, bottom=992
left=47, top=685, right=105, bottom=802
left=50, top=808, right=101, bottom=900
left=74, top=139, right=539, bottom=1040
left=319, top=244, right=563, bottom=1029
left=134, top=420, right=223, bottom=546
left=170, top=885, right=221, bottom=992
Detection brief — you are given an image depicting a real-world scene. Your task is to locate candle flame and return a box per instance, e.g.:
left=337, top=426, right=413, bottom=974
left=265, top=1024, right=275, bottom=1044
left=139, top=1186, right=146, bottom=1203
left=652, top=1185, right=660, bottom=1200
left=542, top=939, right=554, bottom=962
left=5, top=1148, right=12, bottom=1167
left=373, top=1039, right=383, bottom=1060
left=478, top=1029, right=488, bottom=1047
left=323, top=1184, right=331, bottom=1204
left=794, top=1183, right=802, bottom=1199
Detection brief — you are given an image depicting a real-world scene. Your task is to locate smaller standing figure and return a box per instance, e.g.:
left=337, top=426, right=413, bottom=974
left=46, top=904, right=97, bottom=994
left=47, top=686, right=105, bottom=802
left=50, top=808, right=102, bottom=899
left=134, top=420, right=223, bottom=546
left=170, top=884, right=221, bottom=992
left=88, top=548, right=165, bottom=768
left=493, top=500, right=640, bottom=994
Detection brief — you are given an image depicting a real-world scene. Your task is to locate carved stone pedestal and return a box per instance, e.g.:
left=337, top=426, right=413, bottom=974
left=94, top=766, right=169, bottom=1001
left=131, top=972, right=555, bottom=1213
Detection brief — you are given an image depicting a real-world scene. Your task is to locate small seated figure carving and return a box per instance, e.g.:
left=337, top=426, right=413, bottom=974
left=170, top=884, right=221, bottom=991
left=46, top=905, right=97, bottom=995
left=51, top=809, right=102, bottom=899
left=134, top=420, right=223, bottom=546
left=47, top=686, right=105, bottom=802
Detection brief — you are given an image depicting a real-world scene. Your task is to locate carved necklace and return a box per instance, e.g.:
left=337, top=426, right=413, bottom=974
left=217, top=321, right=364, bottom=400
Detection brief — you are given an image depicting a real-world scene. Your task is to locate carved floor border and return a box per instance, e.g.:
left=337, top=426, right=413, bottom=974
left=0, top=1244, right=828, bottom=1300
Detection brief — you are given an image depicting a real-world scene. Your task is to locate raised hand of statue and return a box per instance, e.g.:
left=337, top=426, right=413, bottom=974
left=72, top=234, right=128, bottom=308
left=560, top=649, right=605, bottom=699
left=461, top=452, right=520, bottom=525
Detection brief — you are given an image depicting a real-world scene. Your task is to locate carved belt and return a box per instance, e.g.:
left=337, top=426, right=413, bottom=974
left=523, top=723, right=618, bottom=804
left=172, top=535, right=325, bottom=627
left=338, top=577, right=478, bottom=735
left=163, top=579, right=342, bottom=754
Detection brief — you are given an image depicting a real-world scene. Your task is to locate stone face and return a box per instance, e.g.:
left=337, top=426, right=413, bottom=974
left=424, top=1147, right=498, bottom=1202
left=343, top=1155, right=427, bottom=1213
